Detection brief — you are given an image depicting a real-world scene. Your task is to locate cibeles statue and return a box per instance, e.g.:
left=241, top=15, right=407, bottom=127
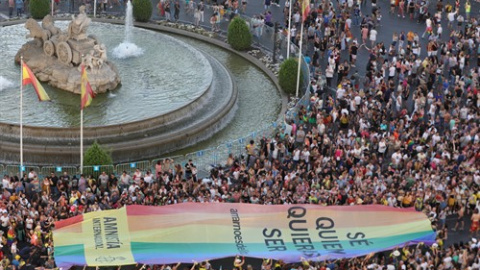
left=67, top=5, right=91, bottom=40
left=93, top=44, right=107, bottom=68
left=79, top=43, right=108, bottom=72
left=15, top=6, right=121, bottom=94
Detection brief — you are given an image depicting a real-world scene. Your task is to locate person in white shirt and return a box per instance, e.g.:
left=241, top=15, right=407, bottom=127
left=447, top=11, right=455, bottom=29
left=325, top=65, right=334, bottom=87
left=25, top=216, right=34, bottom=231
left=437, top=24, right=443, bottom=38
left=345, top=17, right=352, bottom=29
left=0, top=211, right=9, bottom=232
left=132, top=169, right=143, bottom=185
left=336, top=87, right=346, bottom=100
left=317, top=122, right=325, bottom=135
left=369, top=27, right=378, bottom=46
left=27, top=169, right=37, bottom=180
left=422, top=17, right=432, bottom=38
left=292, top=11, right=300, bottom=26
left=387, top=195, right=396, bottom=207
left=388, top=64, right=396, bottom=80
left=378, top=138, right=387, bottom=157
left=292, top=148, right=301, bottom=163
left=143, top=170, right=154, bottom=184
left=2, top=176, right=9, bottom=190
left=391, top=151, right=402, bottom=165
left=301, top=148, right=310, bottom=163
left=350, top=98, right=357, bottom=113
left=10, top=239, right=17, bottom=255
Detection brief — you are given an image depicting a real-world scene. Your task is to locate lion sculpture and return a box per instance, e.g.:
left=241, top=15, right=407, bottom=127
left=25, top=18, right=49, bottom=45
left=42, top=15, right=62, bottom=38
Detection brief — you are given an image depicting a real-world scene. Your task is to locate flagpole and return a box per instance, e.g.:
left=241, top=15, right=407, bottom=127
left=80, top=108, right=83, bottom=174
left=79, top=64, right=94, bottom=174
left=20, top=56, right=24, bottom=178
left=295, top=20, right=304, bottom=97
left=286, top=0, right=293, bottom=58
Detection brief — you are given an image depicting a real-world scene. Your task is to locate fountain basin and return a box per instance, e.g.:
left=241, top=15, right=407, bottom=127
left=0, top=19, right=283, bottom=165
left=0, top=50, right=237, bottom=164
left=1, top=22, right=214, bottom=127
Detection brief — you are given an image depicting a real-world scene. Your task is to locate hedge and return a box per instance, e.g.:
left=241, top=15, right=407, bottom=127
left=227, top=17, right=252, bottom=51
left=133, top=0, right=153, bottom=22
left=84, top=141, right=113, bottom=166
left=278, top=58, right=302, bottom=95
left=30, top=0, right=50, bottom=19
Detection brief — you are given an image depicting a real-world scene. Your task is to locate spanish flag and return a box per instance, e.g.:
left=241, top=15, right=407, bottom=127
left=301, top=0, right=310, bottom=21
left=22, top=62, right=50, bottom=101
left=81, top=66, right=95, bottom=110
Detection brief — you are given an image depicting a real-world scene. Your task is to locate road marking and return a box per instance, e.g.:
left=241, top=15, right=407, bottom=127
left=0, top=12, right=9, bottom=19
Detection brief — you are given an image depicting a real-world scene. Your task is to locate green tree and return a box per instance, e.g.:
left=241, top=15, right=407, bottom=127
left=83, top=141, right=113, bottom=166
left=133, top=0, right=153, bottom=22
left=227, top=17, right=252, bottom=51
left=278, top=58, right=302, bottom=95
left=29, top=0, right=50, bottom=19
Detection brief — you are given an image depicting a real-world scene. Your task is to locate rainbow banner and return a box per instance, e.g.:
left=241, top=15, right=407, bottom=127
left=53, top=204, right=435, bottom=268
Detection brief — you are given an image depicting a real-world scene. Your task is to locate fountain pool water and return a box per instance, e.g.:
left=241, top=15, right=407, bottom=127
left=0, top=76, right=14, bottom=91
left=112, top=0, right=144, bottom=59
left=0, top=22, right=213, bottom=127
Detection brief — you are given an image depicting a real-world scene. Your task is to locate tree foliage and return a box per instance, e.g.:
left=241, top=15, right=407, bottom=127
left=83, top=141, right=113, bottom=166
left=133, top=0, right=153, bottom=22
left=227, top=17, right=252, bottom=51
left=278, top=58, right=301, bottom=95
left=30, top=0, right=50, bottom=19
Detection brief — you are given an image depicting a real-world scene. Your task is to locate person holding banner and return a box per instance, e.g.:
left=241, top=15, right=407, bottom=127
left=233, top=256, right=245, bottom=270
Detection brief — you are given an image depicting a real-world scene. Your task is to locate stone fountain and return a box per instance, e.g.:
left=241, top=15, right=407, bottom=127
left=14, top=6, right=121, bottom=94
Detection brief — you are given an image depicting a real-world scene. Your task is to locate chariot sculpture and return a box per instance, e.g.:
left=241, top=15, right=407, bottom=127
left=16, top=6, right=121, bottom=94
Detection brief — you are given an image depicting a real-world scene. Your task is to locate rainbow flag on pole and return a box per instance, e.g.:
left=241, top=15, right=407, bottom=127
left=22, top=62, right=50, bottom=101
left=81, top=66, right=95, bottom=110
left=53, top=204, right=435, bottom=268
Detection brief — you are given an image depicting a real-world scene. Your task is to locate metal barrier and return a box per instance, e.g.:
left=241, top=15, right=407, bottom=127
left=5, top=165, right=41, bottom=177
left=115, top=160, right=151, bottom=175
left=40, top=166, right=78, bottom=177
left=82, top=165, right=115, bottom=178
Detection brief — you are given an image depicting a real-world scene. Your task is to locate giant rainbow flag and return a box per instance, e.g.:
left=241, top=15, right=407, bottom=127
left=53, top=204, right=435, bottom=268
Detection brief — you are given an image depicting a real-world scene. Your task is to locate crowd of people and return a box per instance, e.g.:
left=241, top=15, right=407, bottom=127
left=0, top=0, right=479, bottom=269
